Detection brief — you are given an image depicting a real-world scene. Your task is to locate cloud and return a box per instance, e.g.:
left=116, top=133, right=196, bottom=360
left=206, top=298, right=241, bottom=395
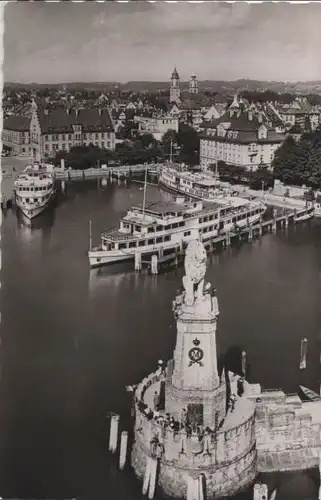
left=3, top=2, right=321, bottom=83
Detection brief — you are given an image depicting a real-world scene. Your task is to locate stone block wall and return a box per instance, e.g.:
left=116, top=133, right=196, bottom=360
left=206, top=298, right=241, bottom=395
left=131, top=434, right=257, bottom=499
left=165, top=379, right=226, bottom=428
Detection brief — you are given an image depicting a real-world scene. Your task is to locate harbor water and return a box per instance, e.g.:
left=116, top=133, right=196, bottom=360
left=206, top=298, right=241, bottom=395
left=1, top=177, right=321, bottom=499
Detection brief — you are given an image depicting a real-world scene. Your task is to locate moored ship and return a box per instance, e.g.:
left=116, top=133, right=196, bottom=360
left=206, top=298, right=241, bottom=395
left=88, top=193, right=266, bottom=268
left=158, top=163, right=233, bottom=202
left=14, top=163, right=56, bottom=219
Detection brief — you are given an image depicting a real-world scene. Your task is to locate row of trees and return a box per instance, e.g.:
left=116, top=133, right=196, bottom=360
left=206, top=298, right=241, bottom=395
left=210, top=162, right=274, bottom=190
left=272, top=128, right=321, bottom=188
left=52, top=124, right=200, bottom=169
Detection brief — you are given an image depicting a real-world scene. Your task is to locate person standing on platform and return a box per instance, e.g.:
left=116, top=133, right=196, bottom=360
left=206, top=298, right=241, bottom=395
left=153, top=391, right=160, bottom=411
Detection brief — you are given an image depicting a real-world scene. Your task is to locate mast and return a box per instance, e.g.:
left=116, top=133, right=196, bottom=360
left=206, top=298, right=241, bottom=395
left=89, top=220, right=92, bottom=251
left=215, top=160, right=218, bottom=179
left=170, top=139, right=173, bottom=165
left=142, top=163, right=148, bottom=218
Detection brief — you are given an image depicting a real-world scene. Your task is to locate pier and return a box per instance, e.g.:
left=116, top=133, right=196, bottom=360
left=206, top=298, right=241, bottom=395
left=53, top=164, right=157, bottom=181
left=135, top=206, right=314, bottom=274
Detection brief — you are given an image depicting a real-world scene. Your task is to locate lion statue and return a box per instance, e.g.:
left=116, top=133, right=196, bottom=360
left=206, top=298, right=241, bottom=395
left=182, top=240, right=207, bottom=306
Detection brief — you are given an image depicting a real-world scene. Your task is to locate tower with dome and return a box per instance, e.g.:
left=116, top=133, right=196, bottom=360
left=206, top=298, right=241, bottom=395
left=170, top=67, right=181, bottom=104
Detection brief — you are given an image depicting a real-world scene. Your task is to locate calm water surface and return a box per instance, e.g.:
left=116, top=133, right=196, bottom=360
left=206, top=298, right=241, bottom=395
left=1, top=178, right=321, bottom=499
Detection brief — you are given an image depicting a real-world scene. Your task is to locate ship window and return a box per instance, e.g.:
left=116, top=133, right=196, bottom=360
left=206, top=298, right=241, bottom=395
left=209, top=215, right=214, bottom=221
left=118, top=243, right=127, bottom=249
left=156, top=225, right=162, bottom=231
left=178, top=221, right=185, bottom=227
left=165, top=225, right=171, bottom=230
left=156, top=237, right=162, bottom=244
left=184, top=231, right=191, bottom=237
left=129, top=241, right=137, bottom=248
left=203, top=216, right=208, bottom=222
left=203, top=227, right=208, bottom=233
left=172, top=223, right=178, bottom=228
left=148, top=239, right=154, bottom=245
left=135, top=225, right=141, bottom=232
left=26, top=198, right=29, bottom=203
left=148, top=227, right=154, bottom=233
left=164, top=235, right=171, bottom=242
left=198, top=217, right=203, bottom=223
left=139, top=240, right=145, bottom=247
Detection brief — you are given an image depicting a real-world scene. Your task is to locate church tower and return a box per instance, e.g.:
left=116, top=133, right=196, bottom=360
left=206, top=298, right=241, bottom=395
left=189, top=73, right=198, bottom=94
left=170, top=67, right=181, bottom=104
left=165, top=240, right=226, bottom=429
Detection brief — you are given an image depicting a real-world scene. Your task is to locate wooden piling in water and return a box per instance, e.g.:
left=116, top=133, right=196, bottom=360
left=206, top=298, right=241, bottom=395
left=300, top=338, right=308, bottom=370
left=109, top=414, right=119, bottom=453
left=241, top=351, right=247, bottom=378
left=119, top=430, right=128, bottom=470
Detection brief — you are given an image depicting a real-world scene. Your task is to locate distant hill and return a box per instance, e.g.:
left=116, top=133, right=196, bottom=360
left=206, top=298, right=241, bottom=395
left=4, top=79, right=321, bottom=95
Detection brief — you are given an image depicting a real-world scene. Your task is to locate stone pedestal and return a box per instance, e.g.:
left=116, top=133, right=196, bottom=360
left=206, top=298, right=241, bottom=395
left=166, top=290, right=221, bottom=428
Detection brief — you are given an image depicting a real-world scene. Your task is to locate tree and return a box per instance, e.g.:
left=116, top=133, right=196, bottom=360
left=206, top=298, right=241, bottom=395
left=272, top=136, right=298, bottom=184
left=52, top=145, right=116, bottom=170
left=177, top=124, right=200, bottom=166
left=161, top=129, right=179, bottom=159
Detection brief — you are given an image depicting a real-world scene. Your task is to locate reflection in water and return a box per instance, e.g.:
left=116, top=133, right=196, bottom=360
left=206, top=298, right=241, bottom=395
left=1, top=179, right=321, bottom=499
left=16, top=208, right=56, bottom=250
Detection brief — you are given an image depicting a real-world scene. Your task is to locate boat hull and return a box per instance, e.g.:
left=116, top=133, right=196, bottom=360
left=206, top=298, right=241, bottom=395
left=15, top=190, right=56, bottom=219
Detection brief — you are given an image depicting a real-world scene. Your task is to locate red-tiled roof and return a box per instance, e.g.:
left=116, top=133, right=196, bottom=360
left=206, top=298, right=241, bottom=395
left=3, top=115, right=30, bottom=132
left=37, top=107, right=114, bottom=134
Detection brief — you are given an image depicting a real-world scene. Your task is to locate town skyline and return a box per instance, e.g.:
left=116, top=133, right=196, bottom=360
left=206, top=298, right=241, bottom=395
left=4, top=2, right=321, bottom=84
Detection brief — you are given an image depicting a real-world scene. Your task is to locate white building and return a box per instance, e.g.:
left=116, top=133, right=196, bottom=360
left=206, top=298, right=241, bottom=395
left=30, top=100, right=115, bottom=161
left=134, top=114, right=179, bottom=141
left=200, top=106, right=285, bottom=171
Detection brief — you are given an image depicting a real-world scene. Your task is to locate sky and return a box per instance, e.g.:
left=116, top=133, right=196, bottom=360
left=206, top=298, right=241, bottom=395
left=3, top=1, right=321, bottom=84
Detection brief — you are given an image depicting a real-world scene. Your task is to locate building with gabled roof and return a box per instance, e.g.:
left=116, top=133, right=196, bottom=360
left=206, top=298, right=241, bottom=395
left=2, top=115, right=32, bottom=155
left=278, top=96, right=320, bottom=131
left=30, top=100, right=115, bottom=161
left=199, top=104, right=285, bottom=171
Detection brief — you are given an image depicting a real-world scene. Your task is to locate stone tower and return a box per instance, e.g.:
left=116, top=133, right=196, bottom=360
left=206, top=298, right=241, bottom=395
left=131, top=240, right=257, bottom=499
left=165, top=240, right=226, bottom=429
left=189, top=73, right=198, bottom=94
left=170, top=67, right=181, bottom=104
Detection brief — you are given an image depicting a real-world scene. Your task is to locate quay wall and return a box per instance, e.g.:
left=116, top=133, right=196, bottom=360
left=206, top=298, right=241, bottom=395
left=248, top=389, right=321, bottom=472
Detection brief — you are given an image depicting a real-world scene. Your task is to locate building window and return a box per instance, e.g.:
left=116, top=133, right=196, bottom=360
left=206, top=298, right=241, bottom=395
left=68, top=134, right=72, bottom=140
left=101, top=142, right=105, bottom=148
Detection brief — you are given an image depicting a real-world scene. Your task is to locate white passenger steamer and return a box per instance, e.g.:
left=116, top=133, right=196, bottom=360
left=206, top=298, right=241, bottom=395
left=158, top=163, right=232, bottom=202
left=14, top=163, right=56, bottom=219
left=88, top=177, right=266, bottom=268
